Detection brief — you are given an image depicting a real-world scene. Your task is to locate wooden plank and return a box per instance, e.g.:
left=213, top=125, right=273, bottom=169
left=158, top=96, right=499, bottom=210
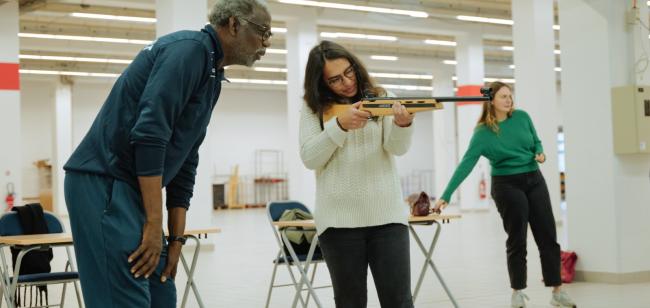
left=409, top=214, right=462, bottom=223
left=0, top=233, right=72, bottom=245
left=0, top=227, right=221, bottom=246
left=165, top=228, right=221, bottom=236
left=272, top=215, right=462, bottom=228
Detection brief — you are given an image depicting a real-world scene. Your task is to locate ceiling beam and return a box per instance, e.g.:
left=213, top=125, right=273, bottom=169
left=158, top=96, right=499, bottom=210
left=267, top=2, right=513, bottom=40
left=19, top=0, right=47, bottom=13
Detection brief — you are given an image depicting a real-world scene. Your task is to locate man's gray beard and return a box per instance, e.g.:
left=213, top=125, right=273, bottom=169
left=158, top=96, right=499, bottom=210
left=243, top=55, right=255, bottom=66
left=232, top=42, right=255, bottom=67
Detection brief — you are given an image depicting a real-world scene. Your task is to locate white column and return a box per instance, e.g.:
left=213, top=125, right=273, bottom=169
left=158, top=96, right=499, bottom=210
left=456, top=33, right=485, bottom=85
left=156, top=0, right=211, bottom=227
left=560, top=0, right=650, bottom=282
left=52, top=78, right=72, bottom=216
left=512, top=0, right=563, bottom=224
left=431, top=67, right=458, bottom=203
left=286, top=8, right=318, bottom=209
left=454, top=32, right=489, bottom=210
left=0, top=2, right=21, bottom=211
left=156, top=0, right=208, bottom=37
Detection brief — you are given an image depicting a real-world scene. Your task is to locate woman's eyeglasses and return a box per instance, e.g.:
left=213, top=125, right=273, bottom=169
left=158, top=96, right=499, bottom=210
left=326, top=65, right=355, bottom=87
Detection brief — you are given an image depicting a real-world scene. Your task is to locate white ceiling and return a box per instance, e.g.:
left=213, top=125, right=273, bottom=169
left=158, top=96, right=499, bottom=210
left=15, top=0, right=561, bottom=93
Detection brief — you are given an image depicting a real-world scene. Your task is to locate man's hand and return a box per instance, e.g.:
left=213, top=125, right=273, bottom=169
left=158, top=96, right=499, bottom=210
left=129, top=221, right=162, bottom=279
left=132, top=175, right=164, bottom=279
left=337, top=101, right=371, bottom=130
left=162, top=206, right=187, bottom=282
left=393, top=102, right=414, bottom=127
left=535, top=153, right=546, bottom=163
left=161, top=241, right=182, bottom=282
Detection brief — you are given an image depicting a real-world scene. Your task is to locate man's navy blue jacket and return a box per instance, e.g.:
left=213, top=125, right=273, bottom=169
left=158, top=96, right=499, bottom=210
left=65, top=25, right=226, bottom=209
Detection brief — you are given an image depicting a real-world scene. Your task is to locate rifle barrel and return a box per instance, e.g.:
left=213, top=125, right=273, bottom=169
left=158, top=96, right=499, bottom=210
left=433, top=96, right=490, bottom=102
left=362, top=96, right=489, bottom=103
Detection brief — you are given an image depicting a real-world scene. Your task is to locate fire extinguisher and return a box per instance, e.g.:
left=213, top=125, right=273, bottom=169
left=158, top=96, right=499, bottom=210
left=5, top=182, right=15, bottom=211
left=479, top=173, right=487, bottom=200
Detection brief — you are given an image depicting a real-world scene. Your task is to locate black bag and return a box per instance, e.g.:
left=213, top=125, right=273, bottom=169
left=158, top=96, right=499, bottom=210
left=11, top=204, right=53, bottom=273
left=11, top=203, right=53, bottom=307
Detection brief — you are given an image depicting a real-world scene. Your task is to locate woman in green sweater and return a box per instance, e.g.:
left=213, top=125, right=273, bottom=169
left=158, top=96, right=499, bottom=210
left=434, top=82, right=576, bottom=308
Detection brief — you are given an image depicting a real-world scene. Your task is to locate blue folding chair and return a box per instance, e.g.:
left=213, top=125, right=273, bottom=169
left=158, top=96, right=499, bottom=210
left=265, top=201, right=329, bottom=308
left=0, top=211, right=83, bottom=308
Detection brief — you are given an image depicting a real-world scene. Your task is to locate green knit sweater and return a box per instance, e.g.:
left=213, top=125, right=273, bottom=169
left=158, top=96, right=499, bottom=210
left=441, top=109, right=543, bottom=202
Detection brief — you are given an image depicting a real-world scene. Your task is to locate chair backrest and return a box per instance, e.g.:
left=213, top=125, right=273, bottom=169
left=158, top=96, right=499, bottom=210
left=0, top=211, right=64, bottom=236
left=267, top=201, right=311, bottom=222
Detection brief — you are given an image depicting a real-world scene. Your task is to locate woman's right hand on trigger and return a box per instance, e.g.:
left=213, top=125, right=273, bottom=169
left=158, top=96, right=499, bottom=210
left=338, top=102, right=371, bottom=130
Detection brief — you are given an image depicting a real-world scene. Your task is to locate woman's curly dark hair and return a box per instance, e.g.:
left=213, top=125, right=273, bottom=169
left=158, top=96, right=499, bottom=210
left=303, top=40, right=384, bottom=115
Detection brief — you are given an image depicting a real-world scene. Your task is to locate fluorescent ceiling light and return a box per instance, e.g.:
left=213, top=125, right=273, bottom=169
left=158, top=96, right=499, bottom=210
left=370, top=55, right=398, bottom=61
left=484, top=77, right=515, bottom=83
left=380, top=84, right=433, bottom=91
left=20, top=69, right=120, bottom=78
left=424, top=39, right=456, bottom=46
left=253, top=67, right=288, bottom=73
left=70, top=12, right=156, bottom=23
left=457, top=15, right=513, bottom=25
left=19, top=33, right=152, bottom=45
left=239, top=66, right=433, bottom=80
left=369, top=72, right=432, bottom=80
left=271, top=27, right=287, bottom=33
left=17, top=69, right=311, bottom=84
left=227, top=78, right=288, bottom=85
left=502, top=46, right=561, bottom=55
left=266, top=49, right=288, bottom=54
left=452, top=76, right=516, bottom=83
left=278, top=0, right=428, bottom=18
left=20, top=69, right=60, bottom=75
left=320, top=32, right=397, bottom=41
left=19, top=54, right=132, bottom=64
left=509, top=64, right=562, bottom=72
left=442, top=60, right=457, bottom=65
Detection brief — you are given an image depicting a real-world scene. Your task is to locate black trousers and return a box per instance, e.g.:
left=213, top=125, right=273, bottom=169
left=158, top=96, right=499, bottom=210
left=491, top=170, right=562, bottom=290
left=318, top=223, right=414, bottom=308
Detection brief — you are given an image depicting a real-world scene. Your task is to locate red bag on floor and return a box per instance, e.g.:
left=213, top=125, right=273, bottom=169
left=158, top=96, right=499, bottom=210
left=560, top=250, right=578, bottom=283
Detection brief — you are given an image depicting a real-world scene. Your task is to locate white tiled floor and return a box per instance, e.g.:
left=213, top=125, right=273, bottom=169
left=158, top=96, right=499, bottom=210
left=7, top=207, right=650, bottom=307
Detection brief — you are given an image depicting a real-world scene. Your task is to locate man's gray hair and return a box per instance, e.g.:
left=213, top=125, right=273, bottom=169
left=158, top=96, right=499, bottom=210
left=208, top=0, right=268, bottom=27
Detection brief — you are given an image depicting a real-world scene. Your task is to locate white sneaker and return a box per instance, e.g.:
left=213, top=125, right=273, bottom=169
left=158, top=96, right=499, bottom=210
left=550, top=290, right=577, bottom=307
left=511, top=290, right=529, bottom=308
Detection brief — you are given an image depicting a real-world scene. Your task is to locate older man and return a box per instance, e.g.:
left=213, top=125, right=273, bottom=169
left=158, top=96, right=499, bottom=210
left=63, top=1, right=271, bottom=307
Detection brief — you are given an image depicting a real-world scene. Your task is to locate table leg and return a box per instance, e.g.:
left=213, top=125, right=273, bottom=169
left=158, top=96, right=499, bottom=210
left=409, top=221, right=459, bottom=308
left=180, top=235, right=205, bottom=308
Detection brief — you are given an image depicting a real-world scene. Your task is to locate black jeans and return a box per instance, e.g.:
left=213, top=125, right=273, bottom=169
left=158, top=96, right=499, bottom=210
left=491, top=170, right=562, bottom=290
left=318, top=223, right=414, bottom=308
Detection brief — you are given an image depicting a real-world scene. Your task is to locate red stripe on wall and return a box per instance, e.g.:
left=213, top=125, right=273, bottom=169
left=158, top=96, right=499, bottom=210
left=456, top=85, right=483, bottom=106
left=0, top=63, right=20, bottom=90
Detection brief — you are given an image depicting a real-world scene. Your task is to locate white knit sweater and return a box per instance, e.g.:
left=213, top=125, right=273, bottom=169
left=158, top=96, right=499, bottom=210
left=299, top=102, right=414, bottom=235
